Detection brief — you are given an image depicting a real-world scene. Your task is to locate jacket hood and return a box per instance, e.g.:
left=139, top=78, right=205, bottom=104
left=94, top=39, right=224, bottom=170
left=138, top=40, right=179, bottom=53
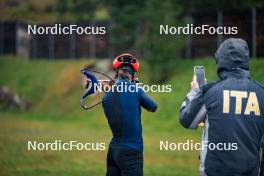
left=215, top=38, right=250, bottom=76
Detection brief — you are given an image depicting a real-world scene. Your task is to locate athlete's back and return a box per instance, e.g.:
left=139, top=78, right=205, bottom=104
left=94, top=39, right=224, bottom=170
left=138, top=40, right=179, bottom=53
left=103, top=78, right=157, bottom=150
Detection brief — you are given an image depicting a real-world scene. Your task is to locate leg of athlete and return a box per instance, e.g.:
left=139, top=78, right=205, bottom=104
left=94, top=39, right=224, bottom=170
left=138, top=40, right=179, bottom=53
left=114, top=145, right=143, bottom=176
left=106, top=144, right=121, bottom=176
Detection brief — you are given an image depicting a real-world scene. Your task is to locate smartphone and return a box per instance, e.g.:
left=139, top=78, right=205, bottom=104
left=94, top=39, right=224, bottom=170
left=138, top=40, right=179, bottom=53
left=194, top=66, right=205, bottom=87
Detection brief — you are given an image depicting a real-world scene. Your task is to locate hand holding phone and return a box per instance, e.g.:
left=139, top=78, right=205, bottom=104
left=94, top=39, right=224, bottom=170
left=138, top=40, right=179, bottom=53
left=194, top=66, right=206, bottom=88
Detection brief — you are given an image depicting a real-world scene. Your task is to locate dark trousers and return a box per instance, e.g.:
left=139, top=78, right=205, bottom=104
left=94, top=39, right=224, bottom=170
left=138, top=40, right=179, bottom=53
left=106, top=143, right=143, bottom=176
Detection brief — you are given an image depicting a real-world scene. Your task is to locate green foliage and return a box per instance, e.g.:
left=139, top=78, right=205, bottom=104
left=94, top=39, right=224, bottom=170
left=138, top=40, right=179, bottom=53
left=55, top=0, right=99, bottom=21
left=106, top=0, right=185, bottom=82
left=104, top=0, right=146, bottom=51
left=0, top=0, right=58, bottom=22
left=1, top=0, right=263, bottom=22
left=142, top=0, right=185, bottom=83
left=176, top=0, right=264, bottom=12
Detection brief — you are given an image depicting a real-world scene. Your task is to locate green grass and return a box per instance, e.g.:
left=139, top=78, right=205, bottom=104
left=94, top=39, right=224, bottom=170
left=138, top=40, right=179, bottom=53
left=0, top=55, right=264, bottom=176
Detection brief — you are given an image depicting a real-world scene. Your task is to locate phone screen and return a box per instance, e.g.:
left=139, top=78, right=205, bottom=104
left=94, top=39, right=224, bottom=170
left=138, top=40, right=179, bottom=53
left=194, top=66, right=205, bottom=87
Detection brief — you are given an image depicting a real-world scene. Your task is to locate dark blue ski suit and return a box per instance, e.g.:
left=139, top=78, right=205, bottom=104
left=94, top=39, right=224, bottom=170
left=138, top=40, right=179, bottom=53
left=103, top=78, right=157, bottom=176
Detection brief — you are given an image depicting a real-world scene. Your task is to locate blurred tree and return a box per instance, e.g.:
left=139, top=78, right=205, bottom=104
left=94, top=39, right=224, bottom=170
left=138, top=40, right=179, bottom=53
left=105, top=0, right=185, bottom=83
left=104, top=0, right=146, bottom=52
left=142, top=0, right=185, bottom=83
left=176, top=0, right=264, bottom=12
left=55, top=0, right=99, bottom=21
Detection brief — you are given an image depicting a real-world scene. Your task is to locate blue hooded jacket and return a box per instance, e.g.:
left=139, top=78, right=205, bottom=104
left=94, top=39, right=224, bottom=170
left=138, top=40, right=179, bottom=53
left=180, top=38, right=264, bottom=176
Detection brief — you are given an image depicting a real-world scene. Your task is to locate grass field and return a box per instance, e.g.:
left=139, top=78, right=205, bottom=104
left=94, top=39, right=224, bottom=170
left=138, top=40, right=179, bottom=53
left=0, top=56, right=264, bottom=176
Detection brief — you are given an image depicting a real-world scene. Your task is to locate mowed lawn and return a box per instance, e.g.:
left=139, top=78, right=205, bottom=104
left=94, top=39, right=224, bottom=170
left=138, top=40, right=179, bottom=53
left=0, top=56, right=264, bottom=176
left=0, top=114, right=201, bottom=176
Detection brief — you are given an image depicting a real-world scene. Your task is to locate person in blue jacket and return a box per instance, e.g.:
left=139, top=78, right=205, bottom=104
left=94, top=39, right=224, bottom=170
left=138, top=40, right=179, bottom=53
left=179, top=38, right=264, bottom=176
left=100, top=53, right=157, bottom=176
